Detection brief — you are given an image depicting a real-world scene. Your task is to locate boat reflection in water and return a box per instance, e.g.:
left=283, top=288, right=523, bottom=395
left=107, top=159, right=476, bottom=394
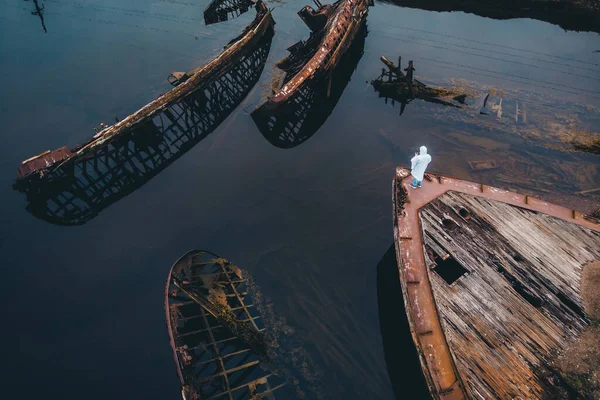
left=252, top=23, right=368, bottom=149
left=14, top=33, right=274, bottom=226
left=165, top=250, right=322, bottom=399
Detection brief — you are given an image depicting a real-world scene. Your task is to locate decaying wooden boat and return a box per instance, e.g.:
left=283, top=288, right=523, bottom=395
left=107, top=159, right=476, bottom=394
left=392, top=166, right=600, bottom=399
left=372, top=57, right=467, bottom=115
left=14, top=32, right=274, bottom=226
left=165, top=250, right=320, bottom=399
left=252, top=0, right=370, bottom=116
left=252, top=22, right=367, bottom=149
left=15, top=1, right=274, bottom=187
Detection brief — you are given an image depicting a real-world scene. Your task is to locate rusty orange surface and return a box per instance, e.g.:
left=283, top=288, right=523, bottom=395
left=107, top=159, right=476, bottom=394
left=392, top=166, right=599, bottom=400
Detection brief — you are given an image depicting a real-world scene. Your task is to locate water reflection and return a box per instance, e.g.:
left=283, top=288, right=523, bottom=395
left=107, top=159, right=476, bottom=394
left=204, top=0, right=255, bottom=25
left=26, top=0, right=47, bottom=33
left=376, top=244, right=430, bottom=400
left=252, top=23, right=368, bottom=149
left=377, top=0, right=600, bottom=35
left=15, top=33, right=273, bottom=226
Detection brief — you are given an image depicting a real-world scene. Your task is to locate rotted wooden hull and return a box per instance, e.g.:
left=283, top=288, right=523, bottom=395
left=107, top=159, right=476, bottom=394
left=392, top=167, right=600, bottom=399
left=165, top=250, right=294, bottom=399
left=252, top=0, right=370, bottom=115
left=15, top=1, right=274, bottom=186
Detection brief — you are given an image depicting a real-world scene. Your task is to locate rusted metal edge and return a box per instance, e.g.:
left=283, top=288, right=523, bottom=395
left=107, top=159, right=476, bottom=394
left=16, top=1, right=274, bottom=184
left=255, top=0, right=370, bottom=110
left=164, top=249, right=201, bottom=388
left=392, top=166, right=600, bottom=400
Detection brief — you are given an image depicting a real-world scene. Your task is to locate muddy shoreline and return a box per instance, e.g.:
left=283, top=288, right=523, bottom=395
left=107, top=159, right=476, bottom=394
left=380, top=0, right=600, bottom=35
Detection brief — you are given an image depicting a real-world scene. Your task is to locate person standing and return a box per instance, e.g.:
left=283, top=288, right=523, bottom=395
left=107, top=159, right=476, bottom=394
left=410, top=146, right=432, bottom=188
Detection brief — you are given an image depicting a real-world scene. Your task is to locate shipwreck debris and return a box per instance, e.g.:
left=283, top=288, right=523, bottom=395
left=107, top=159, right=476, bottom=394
left=14, top=2, right=275, bottom=225
left=372, top=56, right=467, bottom=115
left=466, top=160, right=498, bottom=171
left=252, top=0, right=371, bottom=121
left=165, top=250, right=322, bottom=399
left=392, top=166, right=600, bottom=399
left=252, top=21, right=368, bottom=148
left=204, top=0, right=255, bottom=25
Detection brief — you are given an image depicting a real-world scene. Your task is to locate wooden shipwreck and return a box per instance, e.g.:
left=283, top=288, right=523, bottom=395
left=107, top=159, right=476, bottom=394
left=165, top=250, right=319, bottom=399
left=252, top=21, right=368, bottom=148
left=372, top=56, right=467, bottom=116
left=392, top=167, right=600, bottom=399
left=14, top=2, right=274, bottom=225
left=252, top=0, right=371, bottom=121
left=15, top=1, right=273, bottom=187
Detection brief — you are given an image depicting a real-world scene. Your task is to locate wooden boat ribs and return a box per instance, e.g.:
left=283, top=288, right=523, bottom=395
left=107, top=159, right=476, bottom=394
left=15, top=1, right=274, bottom=187
left=165, top=250, right=317, bottom=399
left=14, top=2, right=275, bottom=225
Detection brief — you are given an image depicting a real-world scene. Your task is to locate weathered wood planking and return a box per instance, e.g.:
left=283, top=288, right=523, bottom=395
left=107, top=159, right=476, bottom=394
left=420, top=191, right=600, bottom=399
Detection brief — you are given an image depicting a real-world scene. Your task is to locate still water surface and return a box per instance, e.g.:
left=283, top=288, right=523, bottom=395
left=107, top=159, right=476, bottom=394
left=1, top=0, right=599, bottom=398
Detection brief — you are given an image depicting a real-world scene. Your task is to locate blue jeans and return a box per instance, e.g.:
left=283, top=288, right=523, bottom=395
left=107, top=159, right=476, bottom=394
left=412, top=177, right=422, bottom=187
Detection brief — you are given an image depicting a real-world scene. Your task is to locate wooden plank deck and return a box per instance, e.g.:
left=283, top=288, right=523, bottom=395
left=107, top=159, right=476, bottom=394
left=393, top=166, right=600, bottom=399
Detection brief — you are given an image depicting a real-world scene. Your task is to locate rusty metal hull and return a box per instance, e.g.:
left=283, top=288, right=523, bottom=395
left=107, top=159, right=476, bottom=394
left=253, top=0, right=370, bottom=115
left=252, top=22, right=367, bottom=149
left=392, top=167, right=600, bottom=399
left=15, top=1, right=274, bottom=186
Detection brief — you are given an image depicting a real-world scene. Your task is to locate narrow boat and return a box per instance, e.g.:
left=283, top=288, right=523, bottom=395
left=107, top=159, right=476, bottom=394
left=165, top=250, right=323, bottom=399
left=252, top=0, right=370, bottom=116
left=252, top=21, right=368, bottom=149
left=15, top=1, right=274, bottom=187
left=392, top=166, right=600, bottom=399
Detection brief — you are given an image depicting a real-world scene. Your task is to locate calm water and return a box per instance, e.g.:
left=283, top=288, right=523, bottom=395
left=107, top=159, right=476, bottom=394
left=1, top=0, right=599, bottom=399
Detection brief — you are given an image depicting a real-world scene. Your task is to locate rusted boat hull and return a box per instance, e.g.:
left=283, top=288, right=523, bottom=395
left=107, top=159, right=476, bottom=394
left=15, top=1, right=274, bottom=187
left=392, top=167, right=600, bottom=399
left=252, top=22, right=368, bottom=148
left=253, top=0, right=370, bottom=115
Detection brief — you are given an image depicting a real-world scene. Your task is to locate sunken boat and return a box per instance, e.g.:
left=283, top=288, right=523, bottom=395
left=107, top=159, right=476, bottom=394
left=252, top=21, right=368, bottom=149
left=14, top=1, right=274, bottom=225
left=165, top=250, right=320, bottom=399
left=252, top=0, right=370, bottom=122
left=372, top=56, right=467, bottom=115
left=392, top=166, right=600, bottom=399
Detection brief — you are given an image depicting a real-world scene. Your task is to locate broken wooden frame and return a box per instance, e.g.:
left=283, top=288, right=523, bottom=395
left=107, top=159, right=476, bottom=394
left=372, top=57, right=467, bottom=116
left=392, top=166, right=600, bottom=399
left=165, top=250, right=294, bottom=399
left=14, top=32, right=274, bottom=226
left=253, top=0, right=371, bottom=117
left=252, top=21, right=368, bottom=149
left=15, top=1, right=274, bottom=187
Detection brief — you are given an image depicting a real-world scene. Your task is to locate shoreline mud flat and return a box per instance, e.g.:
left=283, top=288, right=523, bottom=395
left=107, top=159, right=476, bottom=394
left=380, top=0, right=600, bottom=35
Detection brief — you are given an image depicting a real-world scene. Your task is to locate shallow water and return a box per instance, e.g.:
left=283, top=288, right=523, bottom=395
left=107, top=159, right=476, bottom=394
left=0, top=0, right=599, bottom=399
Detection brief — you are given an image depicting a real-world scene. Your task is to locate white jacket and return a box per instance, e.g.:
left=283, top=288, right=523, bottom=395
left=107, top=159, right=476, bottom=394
left=410, top=146, right=432, bottom=181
